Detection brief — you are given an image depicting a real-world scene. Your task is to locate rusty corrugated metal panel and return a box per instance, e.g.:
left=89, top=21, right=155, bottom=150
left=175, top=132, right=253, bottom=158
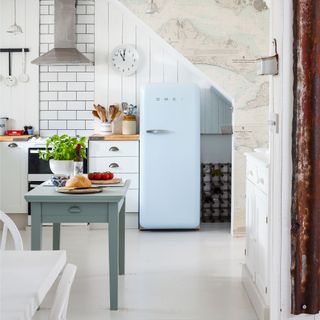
left=292, top=0, right=320, bottom=315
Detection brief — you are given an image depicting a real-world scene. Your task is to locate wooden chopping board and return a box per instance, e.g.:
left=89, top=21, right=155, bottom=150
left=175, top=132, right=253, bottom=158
left=56, top=187, right=103, bottom=194
left=90, top=178, right=122, bottom=185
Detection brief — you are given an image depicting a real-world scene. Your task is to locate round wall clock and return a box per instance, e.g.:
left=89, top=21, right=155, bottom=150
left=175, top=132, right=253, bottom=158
left=111, top=44, right=139, bottom=76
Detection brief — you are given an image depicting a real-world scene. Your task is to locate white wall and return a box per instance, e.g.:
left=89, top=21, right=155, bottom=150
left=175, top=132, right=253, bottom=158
left=95, top=0, right=232, bottom=164
left=39, top=0, right=95, bottom=137
left=0, top=0, right=39, bottom=132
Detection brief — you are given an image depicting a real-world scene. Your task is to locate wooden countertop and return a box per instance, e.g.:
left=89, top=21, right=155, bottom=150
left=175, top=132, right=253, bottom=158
left=89, top=134, right=140, bottom=141
left=0, top=135, right=34, bottom=142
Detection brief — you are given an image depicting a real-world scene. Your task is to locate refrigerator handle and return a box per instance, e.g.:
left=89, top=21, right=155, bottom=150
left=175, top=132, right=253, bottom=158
left=146, top=129, right=171, bottom=134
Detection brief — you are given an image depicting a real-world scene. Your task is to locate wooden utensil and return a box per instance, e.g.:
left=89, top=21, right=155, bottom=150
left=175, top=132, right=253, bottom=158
left=92, top=110, right=100, bottom=121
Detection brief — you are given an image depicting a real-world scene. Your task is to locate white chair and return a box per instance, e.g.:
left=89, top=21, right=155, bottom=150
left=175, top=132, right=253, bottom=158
left=49, top=264, right=77, bottom=320
left=0, top=211, right=23, bottom=250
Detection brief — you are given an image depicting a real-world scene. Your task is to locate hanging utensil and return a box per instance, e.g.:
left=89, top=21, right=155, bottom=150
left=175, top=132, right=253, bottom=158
left=19, top=48, right=29, bottom=83
left=7, top=0, right=23, bottom=35
left=5, top=52, right=17, bottom=87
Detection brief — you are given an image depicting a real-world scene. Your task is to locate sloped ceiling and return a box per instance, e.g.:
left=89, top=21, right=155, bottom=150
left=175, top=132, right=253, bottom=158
left=116, top=0, right=270, bottom=234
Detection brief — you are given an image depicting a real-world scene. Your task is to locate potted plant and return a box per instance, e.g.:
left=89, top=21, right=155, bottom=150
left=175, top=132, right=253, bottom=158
left=39, top=135, right=87, bottom=175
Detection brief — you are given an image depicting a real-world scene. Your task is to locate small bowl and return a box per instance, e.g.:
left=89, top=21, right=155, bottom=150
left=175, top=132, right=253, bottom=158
left=51, top=175, right=69, bottom=187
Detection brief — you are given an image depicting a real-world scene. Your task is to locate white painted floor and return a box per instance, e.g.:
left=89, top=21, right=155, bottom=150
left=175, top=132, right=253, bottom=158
left=17, top=223, right=257, bottom=320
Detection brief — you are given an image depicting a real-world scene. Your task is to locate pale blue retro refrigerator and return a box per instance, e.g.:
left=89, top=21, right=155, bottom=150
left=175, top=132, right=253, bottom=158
left=139, top=84, right=200, bottom=229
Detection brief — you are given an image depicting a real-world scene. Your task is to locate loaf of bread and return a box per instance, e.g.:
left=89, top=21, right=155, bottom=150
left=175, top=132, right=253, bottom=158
left=65, top=175, right=92, bottom=189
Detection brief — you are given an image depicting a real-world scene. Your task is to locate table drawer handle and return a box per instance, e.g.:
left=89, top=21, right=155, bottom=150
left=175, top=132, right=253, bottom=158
left=68, top=206, right=81, bottom=214
left=109, top=163, right=119, bottom=168
left=109, top=146, right=119, bottom=152
left=8, top=143, right=18, bottom=148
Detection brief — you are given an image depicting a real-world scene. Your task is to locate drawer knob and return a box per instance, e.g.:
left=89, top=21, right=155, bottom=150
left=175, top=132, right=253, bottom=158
left=258, top=178, right=264, bottom=185
left=109, top=163, right=119, bottom=168
left=68, top=206, right=81, bottom=214
left=249, top=170, right=254, bottom=176
left=109, top=146, right=119, bottom=152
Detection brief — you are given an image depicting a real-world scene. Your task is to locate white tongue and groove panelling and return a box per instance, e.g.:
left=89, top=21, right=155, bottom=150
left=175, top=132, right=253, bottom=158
left=0, top=0, right=39, bottom=132
left=95, top=0, right=232, bottom=137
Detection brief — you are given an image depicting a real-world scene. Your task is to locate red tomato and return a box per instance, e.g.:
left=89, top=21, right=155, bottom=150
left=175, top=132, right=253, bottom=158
left=108, top=172, right=114, bottom=180
left=101, top=173, right=109, bottom=180
left=88, top=173, right=95, bottom=180
left=94, top=172, right=102, bottom=180
left=104, top=171, right=113, bottom=180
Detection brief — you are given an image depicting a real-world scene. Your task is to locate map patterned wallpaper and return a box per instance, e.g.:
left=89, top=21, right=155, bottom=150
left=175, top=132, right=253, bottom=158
left=120, top=0, right=270, bottom=234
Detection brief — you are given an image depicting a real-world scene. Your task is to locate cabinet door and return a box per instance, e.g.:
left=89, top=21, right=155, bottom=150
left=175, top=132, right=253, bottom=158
left=200, top=87, right=232, bottom=134
left=218, top=97, right=232, bottom=133
left=0, top=142, right=28, bottom=213
left=245, top=180, right=256, bottom=280
left=200, top=88, right=219, bottom=134
left=255, top=188, right=269, bottom=303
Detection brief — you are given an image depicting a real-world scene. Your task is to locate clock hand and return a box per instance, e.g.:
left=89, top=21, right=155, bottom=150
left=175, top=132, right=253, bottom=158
left=120, top=50, right=125, bottom=61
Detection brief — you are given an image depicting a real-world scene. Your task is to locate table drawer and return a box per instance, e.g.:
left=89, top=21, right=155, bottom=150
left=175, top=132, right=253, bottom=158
left=41, top=203, right=108, bottom=222
left=89, top=141, right=139, bottom=157
left=89, top=157, right=139, bottom=173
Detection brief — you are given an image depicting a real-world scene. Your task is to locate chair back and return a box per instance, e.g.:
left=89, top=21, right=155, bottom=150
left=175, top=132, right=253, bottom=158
left=49, top=264, right=77, bottom=320
left=0, top=211, right=23, bottom=250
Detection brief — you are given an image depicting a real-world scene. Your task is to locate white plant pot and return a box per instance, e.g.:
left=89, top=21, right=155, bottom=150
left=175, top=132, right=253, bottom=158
left=49, top=159, right=74, bottom=176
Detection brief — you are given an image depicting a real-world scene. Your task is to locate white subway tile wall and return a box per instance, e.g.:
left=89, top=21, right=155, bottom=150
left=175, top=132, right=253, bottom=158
left=39, top=0, right=95, bottom=137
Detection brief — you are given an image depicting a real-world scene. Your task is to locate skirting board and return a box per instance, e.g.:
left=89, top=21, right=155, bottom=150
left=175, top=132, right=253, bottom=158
left=242, top=264, right=270, bottom=320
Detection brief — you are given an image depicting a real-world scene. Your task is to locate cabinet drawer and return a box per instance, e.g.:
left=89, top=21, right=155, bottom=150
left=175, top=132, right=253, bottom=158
left=89, top=157, right=139, bottom=173
left=257, top=166, right=268, bottom=194
left=41, top=203, right=108, bottom=223
left=116, top=173, right=139, bottom=189
left=126, top=189, right=139, bottom=212
left=89, top=141, right=139, bottom=157
left=246, top=160, right=257, bottom=184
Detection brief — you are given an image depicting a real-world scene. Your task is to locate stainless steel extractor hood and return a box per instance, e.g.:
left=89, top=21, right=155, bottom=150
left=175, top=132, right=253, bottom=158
left=31, top=0, right=93, bottom=65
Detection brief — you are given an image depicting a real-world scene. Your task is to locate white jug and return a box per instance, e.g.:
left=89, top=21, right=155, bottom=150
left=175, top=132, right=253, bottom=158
left=0, top=118, right=8, bottom=136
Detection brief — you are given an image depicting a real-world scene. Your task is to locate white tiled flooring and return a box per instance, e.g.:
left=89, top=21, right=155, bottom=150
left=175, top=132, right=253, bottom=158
left=18, top=223, right=257, bottom=320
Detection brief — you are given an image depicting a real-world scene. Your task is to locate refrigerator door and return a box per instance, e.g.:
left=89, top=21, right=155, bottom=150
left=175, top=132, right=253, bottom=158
left=140, top=84, right=200, bottom=229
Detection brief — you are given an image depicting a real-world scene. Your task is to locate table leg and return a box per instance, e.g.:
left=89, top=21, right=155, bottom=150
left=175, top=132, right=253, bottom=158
left=31, top=203, right=42, bottom=250
left=119, top=200, right=125, bottom=275
left=108, top=203, right=119, bottom=310
left=53, top=223, right=61, bottom=250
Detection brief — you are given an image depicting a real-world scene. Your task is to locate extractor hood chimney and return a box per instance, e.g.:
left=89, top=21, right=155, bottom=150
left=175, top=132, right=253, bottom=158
left=31, top=0, right=93, bottom=65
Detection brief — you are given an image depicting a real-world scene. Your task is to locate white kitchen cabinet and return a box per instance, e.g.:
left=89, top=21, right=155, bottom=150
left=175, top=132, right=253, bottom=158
left=245, top=180, right=256, bottom=279
left=88, top=140, right=139, bottom=214
left=0, top=142, right=29, bottom=214
left=242, top=152, right=269, bottom=320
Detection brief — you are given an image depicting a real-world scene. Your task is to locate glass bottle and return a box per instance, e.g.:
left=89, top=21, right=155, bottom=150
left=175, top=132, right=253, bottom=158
left=73, top=144, right=83, bottom=176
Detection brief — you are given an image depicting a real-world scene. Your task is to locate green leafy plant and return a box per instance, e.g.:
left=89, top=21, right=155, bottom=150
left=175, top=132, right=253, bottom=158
left=39, top=135, right=87, bottom=161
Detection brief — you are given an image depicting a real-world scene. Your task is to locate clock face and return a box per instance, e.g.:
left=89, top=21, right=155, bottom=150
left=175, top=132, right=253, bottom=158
left=111, top=45, right=139, bottom=76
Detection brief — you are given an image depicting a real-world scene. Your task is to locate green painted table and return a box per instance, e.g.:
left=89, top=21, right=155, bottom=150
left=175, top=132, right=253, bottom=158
left=24, top=181, right=130, bottom=310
